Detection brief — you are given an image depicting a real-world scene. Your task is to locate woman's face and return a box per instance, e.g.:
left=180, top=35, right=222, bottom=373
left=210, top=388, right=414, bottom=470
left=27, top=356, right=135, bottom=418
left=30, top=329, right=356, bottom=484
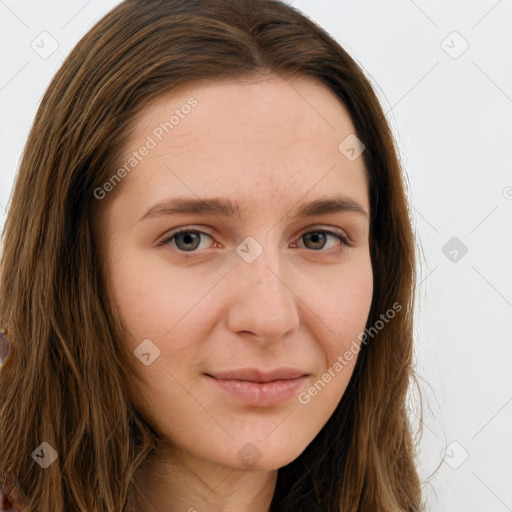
left=98, top=75, right=373, bottom=471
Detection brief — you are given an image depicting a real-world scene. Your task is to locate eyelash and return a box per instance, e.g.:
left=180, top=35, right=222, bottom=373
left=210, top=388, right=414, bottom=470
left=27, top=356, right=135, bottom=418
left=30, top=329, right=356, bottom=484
left=159, top=227, right=354, bottom=253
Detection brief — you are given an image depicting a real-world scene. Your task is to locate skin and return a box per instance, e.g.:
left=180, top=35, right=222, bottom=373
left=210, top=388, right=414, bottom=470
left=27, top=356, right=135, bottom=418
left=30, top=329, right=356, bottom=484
left=97, top=74, right=373, bottom=512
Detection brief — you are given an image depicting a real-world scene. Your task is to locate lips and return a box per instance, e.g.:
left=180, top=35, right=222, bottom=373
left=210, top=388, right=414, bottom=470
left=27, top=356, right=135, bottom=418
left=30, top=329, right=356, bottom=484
left=205, top=368, right=310, bottom=406
left=206, top=367, right=309, bottom=383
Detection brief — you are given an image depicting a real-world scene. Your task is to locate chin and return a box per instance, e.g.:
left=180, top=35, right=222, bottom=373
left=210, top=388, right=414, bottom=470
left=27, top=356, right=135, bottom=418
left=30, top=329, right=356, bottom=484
left=228, top=439, right=308, bottom=472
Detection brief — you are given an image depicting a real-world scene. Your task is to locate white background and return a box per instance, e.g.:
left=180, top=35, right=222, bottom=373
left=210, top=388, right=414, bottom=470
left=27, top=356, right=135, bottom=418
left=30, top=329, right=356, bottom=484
left=1, top=1, right=511, bottom=510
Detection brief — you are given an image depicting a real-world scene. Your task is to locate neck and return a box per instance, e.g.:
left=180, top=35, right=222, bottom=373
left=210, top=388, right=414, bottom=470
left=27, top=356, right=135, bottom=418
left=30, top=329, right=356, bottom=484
left=132, top=440, right=278, bottom=512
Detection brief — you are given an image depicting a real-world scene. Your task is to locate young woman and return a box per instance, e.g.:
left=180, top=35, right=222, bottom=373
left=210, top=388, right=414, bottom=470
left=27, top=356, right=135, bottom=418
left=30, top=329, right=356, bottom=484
left=0, top=0, right=426, bottom=510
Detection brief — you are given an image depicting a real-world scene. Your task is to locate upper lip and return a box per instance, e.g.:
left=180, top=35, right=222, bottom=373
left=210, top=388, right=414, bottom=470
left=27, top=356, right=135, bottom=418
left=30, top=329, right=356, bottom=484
left=206, top=367, right=309, bottom=383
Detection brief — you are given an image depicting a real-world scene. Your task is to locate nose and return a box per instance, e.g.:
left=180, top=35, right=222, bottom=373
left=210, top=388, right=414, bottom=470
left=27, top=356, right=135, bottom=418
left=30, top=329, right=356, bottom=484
left=226, top=242, right=300, bottom=343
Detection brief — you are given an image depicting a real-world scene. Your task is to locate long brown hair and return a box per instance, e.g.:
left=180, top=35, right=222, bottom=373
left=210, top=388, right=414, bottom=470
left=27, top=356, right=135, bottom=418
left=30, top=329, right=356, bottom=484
left=0, top=0, right=426, bottom=510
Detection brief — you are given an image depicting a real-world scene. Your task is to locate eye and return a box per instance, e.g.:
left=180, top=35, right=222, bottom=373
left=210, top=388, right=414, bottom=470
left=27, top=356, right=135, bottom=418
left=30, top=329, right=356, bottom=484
left=159, top=227, right=353, bottom=254
left=295, top=229, right=353, bottom=251
left=159, top=228, right=214, bottom=252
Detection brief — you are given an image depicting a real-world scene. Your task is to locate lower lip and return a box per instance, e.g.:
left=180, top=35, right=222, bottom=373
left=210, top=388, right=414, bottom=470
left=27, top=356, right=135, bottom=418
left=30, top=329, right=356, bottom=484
left=207, top=375, right=308, bottom=407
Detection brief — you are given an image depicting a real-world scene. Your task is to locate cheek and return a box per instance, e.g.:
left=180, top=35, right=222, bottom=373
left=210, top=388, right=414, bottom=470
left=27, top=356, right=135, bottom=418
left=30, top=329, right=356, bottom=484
left=106, top=247, right=222, bottom=399
left=297, top=262, right=372, bottom=417
left=107, top=248, right=208, bottom=344
left=316, top=255, right=373, bottom=353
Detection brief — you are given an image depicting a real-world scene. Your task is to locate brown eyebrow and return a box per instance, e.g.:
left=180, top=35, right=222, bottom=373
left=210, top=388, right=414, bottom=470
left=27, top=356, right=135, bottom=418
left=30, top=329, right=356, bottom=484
left=139, top=195, right=369, bottom=222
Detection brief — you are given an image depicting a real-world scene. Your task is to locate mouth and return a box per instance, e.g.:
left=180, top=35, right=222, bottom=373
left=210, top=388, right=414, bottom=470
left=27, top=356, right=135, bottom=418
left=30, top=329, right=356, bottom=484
left=204, top=367, right=310, bottom=406
left=205, top=367, right=309, bottom=383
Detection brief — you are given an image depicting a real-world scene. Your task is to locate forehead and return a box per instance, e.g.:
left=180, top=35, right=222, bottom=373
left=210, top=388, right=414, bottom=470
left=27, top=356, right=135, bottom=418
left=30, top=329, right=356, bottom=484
left=110, top=74, right=369, bottom=220
left=135, top=75, right=357, bottom=148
